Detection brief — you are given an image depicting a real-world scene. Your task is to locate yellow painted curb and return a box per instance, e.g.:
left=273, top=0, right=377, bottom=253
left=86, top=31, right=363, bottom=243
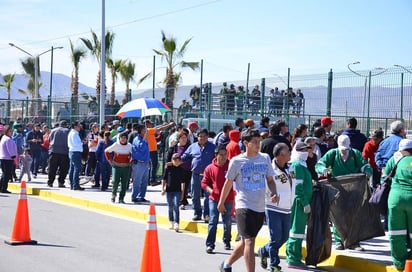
left=7, top=183, right=396, bottom=272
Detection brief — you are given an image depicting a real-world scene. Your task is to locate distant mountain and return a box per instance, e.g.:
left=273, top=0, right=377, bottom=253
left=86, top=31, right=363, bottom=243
left=0, top=72, right=95, bottom=101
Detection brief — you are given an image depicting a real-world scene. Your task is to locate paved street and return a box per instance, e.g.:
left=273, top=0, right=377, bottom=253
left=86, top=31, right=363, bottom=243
left=0, top=173, right=398, bottom=272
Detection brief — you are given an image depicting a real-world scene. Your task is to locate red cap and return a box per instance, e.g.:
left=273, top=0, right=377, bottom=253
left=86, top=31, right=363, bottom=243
left=188, top=121, right=198, bottom=129
left=321, top=116, right=335, bottom=126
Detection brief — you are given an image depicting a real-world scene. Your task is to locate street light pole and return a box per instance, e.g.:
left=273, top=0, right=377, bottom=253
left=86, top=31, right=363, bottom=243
left=9, top=43, right=62, bottom=115
left=347, top=61, right=387, bottom=136
left=48, top=46, right=64, bottom=126
left=394, top=65, right=412, bottom=121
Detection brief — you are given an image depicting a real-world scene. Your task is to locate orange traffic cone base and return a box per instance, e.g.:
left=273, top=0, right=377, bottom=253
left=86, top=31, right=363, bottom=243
left=4, top=239, right=37, bottom=246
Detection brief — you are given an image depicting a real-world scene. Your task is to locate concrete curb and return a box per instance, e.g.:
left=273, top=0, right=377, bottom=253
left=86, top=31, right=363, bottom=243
left=7, top=183, right=397, bottom=272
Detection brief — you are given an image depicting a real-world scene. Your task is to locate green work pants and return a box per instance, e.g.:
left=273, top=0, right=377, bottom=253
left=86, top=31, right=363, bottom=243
left=286, top=199, right=308, bottom=265
left=111, top=165, right=131, bottom=201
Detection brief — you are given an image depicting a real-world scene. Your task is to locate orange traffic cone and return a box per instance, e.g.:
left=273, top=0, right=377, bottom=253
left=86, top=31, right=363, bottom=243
left=405, top=260, right=412, bottom=272
left=140, top=203, right=161, bottom=272
left=4, top=180, right=37, bottom=246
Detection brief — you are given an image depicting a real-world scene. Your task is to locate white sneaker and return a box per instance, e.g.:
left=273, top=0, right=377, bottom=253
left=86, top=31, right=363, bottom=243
left=174, top=223, right=179, bottom=232
left=169, top=221, right=174, bottom=230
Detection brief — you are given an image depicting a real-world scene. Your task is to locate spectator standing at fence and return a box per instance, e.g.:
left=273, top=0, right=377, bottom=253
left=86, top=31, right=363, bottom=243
left=385, top=139, right=412, bottom=271
left=190, top=85, right=200, bottom=107
left=217, top=128, right=278, bottom=272
left=47, top=121, right=70, bottom=188
left=236, top=86, right=245, bottom=114
left=286, top=88, right=296, bottom=114
left=250, top=85, right=261, bottom=114
left=294, top=89, right=304, bottom=117
left=57, top=102, right=70, bottom=122
left=220, top=82, right=228, bottom=113
left=342, top=117, right=368, bottom=152
left=227, top=84, right=236, bottom=114
left=362, top=129, right=384, bottom=188
left=26, top=123, right=43, bottom=178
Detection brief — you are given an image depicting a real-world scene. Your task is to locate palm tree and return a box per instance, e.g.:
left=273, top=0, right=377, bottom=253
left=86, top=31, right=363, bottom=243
left=106, top=58, right=124, bottom=105
left=0, top=73, right=15, bottom=121
left=21, top=57, right=42, bottom=116
left=119, top=60, right=135, bottom=103
left=153, top=30, right=199, bottom=109
left=69, top=39, right=87, bottom=119
left=80, top=30, right=115, bottom=97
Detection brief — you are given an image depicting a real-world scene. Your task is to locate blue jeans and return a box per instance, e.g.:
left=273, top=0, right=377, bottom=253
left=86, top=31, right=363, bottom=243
left=206, top=200, right=233, bottom=248
left=131, top=162, right=149, bottom=200
left=260, top=209, right=291, bottom=267
left=166, top=192, right=181, bottom=223
left=191, top=173, right=209, bottom=218
left=30, top=149, right=41, bottom=175
left=149, top=151, right=158, bottom=182
left=99, top=161, right=111, bottom=189
left=69, top=151, right=82, bottom=189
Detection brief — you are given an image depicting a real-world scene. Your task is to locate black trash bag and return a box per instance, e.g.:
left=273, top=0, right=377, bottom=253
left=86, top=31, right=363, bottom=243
left=325, top=174, right=385, bottom=248
left=306, top=182, right=339, bottom=266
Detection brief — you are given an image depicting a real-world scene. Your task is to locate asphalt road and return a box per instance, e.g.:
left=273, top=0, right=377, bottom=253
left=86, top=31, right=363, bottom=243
left=0, top=194, right=351, bottom=272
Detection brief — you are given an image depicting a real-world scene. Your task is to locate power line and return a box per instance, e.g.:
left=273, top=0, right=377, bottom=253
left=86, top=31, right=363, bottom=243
left=1, top=0, right=221, bottom=49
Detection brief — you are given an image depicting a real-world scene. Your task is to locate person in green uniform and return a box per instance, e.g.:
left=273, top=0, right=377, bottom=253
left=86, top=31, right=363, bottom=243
left=286, top=142, right=313, bottom=269
left=385, top=139, right=412, bottom=271
left=315, top=134, right=373, bottom=251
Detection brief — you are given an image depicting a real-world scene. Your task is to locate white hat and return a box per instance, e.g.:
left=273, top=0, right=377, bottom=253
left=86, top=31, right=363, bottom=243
left=399, top=139, right=412, bottom=151
left=337, top=135, right=350, bottom=151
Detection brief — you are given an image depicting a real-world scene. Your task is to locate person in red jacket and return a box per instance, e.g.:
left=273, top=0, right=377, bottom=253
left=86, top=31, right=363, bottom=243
left=226, top=130, right=241, bottom=160
left=362, top=129, right=384, bottom=188
left=202, top=145, right=234, bottom=254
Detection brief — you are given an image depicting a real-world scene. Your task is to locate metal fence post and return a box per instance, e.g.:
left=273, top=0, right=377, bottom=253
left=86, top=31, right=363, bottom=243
left=327, top=69, right=333, bottom=116
left=366, top=71, right=372, bottom=137
left=260, top=78, right=265, bottom=116
left=400, top=72, right=404, bottom=121
left=207, top=82, right=212, bottom=131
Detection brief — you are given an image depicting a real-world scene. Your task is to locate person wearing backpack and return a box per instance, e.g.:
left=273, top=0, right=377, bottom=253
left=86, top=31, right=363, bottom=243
left=315, top=134, right=373, bottom=251
left=384, top=139, right=412, bottom=271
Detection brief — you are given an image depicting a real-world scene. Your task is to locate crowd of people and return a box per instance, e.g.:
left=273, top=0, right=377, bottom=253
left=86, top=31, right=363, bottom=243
left=177, top=84, right=305, bottom=121
left=0, top=114, right=410, bottom=271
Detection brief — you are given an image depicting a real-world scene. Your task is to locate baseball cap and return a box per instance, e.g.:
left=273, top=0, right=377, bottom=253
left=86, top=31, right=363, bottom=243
left=117, top=126, right=125, bottom=133
left=337, top=135, right=350, bottom=151
left=112, top=120, right=120, bottom=126
left=399, top=139, right=412, bottom=151
left=295, top=141, right=311, bottom=151
left=321, top=116, right=335, bottom=126
left=188, top=121, right=198, bottom=129
left=245, top=119, right=254, bottom=127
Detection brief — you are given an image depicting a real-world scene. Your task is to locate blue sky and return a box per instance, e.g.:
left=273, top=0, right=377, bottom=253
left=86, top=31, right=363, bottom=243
left=1, top=0, right=411, bottom=94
